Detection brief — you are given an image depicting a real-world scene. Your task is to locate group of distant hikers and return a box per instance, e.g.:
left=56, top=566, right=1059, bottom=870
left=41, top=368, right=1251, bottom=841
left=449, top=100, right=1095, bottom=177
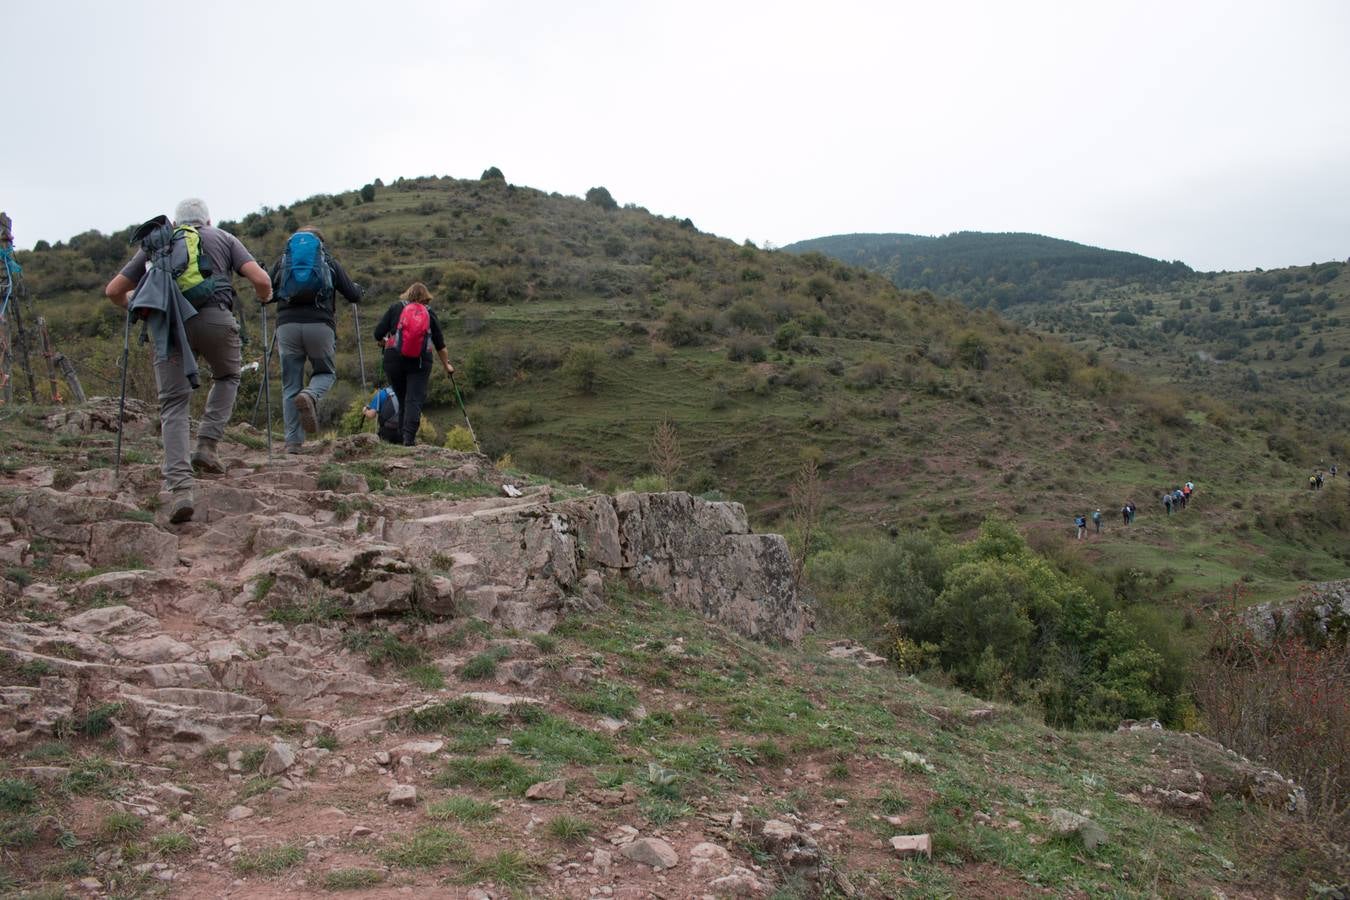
left=1074, top=482, right=1195, bottom=539
left=103, top=198, right=457, bottom=524
left=1309, top=465, right=1337, bottom=490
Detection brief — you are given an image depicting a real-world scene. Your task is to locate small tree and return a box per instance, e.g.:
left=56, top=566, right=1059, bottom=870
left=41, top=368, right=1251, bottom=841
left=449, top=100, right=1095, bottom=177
left=789, top=457, right=823, bottom=591
left=649, top=420, right=683, bottom=489
left=585, top=186, right=618, bottom=211
left=481, top=166, right=505, bottom=182
left=359, top=183, right=377, bottom=203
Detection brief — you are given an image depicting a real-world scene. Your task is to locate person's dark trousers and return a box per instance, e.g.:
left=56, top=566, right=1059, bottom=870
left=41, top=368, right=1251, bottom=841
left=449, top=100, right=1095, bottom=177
left=382, top=350, right=430, bottom=446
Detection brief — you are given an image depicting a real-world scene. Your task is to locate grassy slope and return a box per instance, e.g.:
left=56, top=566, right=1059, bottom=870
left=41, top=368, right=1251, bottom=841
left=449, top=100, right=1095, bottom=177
left=11, top=177, right=1349, bottom=612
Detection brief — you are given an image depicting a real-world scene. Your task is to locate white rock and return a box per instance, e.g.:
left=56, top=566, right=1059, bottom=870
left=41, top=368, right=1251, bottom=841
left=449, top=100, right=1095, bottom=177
left=260, top=741, right=296, bottom=776
left=225, top=805, right=253, bottom=821
left=387, top=784, right=417, bottom=806
left=622, top=837, right=679, bottom=869
left=889, top=834, right=932, bottom=858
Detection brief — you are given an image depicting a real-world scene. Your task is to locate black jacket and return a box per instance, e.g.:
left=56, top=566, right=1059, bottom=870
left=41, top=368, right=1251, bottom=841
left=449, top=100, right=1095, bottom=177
left=270, top=248, right=362, bottom=329
left=373, top=301, right=446, bottom=365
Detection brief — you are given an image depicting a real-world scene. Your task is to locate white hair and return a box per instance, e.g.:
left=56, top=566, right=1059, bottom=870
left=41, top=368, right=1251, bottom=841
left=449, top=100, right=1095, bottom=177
left=174, top=198, right=210, bottom=226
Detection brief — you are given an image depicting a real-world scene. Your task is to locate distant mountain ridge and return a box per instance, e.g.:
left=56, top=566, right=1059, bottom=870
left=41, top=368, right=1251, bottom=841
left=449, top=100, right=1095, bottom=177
left=782, top=231, right=1193, bottom=309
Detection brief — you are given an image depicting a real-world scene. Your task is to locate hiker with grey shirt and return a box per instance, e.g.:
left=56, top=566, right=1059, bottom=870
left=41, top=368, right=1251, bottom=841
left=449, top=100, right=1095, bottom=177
left=267, top=227, right=363, bottom=454
left=104, top=198, right=272, bottom=523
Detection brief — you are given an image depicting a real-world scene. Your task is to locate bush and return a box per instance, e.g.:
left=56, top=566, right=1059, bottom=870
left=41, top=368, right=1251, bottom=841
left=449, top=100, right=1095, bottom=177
left=443, top=426, right=477, bottom=452
left=1194, top=590, right=1348, bottom=833
left=774, top=321, right=805, bottom=351
left=726, top=334, right=767, bottom=363
left=562, top=346, right=604, bottom=394
left=501, top=401, right=539, bottom=428
left=585, top=186, right=617, bottom=211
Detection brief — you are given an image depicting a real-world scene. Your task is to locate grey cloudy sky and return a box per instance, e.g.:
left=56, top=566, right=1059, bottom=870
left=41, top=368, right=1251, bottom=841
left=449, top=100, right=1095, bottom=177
left=5, top=1, right=1348, bottom=272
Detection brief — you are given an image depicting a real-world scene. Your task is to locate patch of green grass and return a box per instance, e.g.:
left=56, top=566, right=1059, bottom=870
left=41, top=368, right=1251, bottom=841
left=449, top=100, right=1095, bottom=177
left=251, top=574, right=277, bottom=602
left=403, top=663, right=445, bottom=689
left=378, top=826, right=472, bottom=869
left=0, top=779, right=37, bottom=813
left=239, top=746, right=267, bottom=772
left=511, top=714, right=616, bottom=765
left=425, top=795, right=497, bottom=823
left=77, top=702, right=122, bottom=738
left=397, top=698, right=501, bottom=733
left=60, top=757, right=128, bottom=798
left=151, top=831, right=194, bottom=856
left=100, top=810, right=144, bottom=840
left=115, top=509, right=156, bottom=523
left=561, top=679, right=638, bottom=718
left=234, top=843, right=306, bottom=875
left=23, top=741, right=71, bottom=762
left=314, top=733, right=339, bottom=752
left=639, top=797, right=692, bottom=826
left=266, top=595, right=346, bottom=625
left=546, top=815, right=593, bottom=844
left=316, top=466, right=344, bottom=491
left=5, top=567, right=32, bottom=588
left=224, top=427, right=268, bottom=450
left=42, top=856, right=91, bottom=878
left=239, top=776, right=277, bottom=799
left=0, top=816, right=38, bottom=849
left=435, top=755, right=539, bottom=796
left=322, top=868, right=385, bottom=890
left=457, top=849, right=540, bottom=887
left=459, top=646, right=509, bottom=680
left=527, top=633, right=558, bottom=654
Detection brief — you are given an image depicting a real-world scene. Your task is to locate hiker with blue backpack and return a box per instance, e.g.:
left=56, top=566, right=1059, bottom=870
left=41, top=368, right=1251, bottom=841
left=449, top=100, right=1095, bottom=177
left=372, top=282, right=454, bottom=446
left=268, top=228, right=363, bottom=454
left=103, top=199, right=272, bottom=523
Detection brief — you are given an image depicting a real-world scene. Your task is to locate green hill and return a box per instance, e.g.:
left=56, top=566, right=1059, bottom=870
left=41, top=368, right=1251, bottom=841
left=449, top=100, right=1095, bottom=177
left=8, top=176, right=1349, bottom=612
left=782, top=231, right=1193, bottom=309
left=785, top=232, right=1350, bottom=457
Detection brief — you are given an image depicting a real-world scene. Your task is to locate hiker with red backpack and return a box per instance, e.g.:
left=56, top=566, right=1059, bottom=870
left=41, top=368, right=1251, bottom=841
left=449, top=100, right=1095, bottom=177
left=267, top=227, right=363, bottom=455
left=372, top=282, right=454, bottom=446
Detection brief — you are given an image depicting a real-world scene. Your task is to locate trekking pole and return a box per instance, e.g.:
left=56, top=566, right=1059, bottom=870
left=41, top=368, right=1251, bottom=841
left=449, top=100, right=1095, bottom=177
left=114, top=306, right=132, bottom=481
left=352, top=303, right=368, bottom=392
left=249, top=331, right=279, bottom=425
left=449, top=373, right=480, bottom=452
left=260, top=303, right=273, bottom=460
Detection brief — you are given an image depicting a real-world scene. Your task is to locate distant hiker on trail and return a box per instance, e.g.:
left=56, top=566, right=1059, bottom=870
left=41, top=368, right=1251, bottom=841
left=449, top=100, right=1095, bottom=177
left=1310, top=474, right=1319, bottom=491
left=1331, top=464, right=1338, bottom=478
left=363, top=384, right=402, bottom=444
left=373, top=282, right=455, bottom=446
left=1163, top=491, right=1173, bottom=515
left=1121, top=504, right=1130, bottom=526
left=1074, top=514, right=1087, bottom=541
left=1174, top=487, right=1185, bottom=510
left=104, top=199, right=272, bottom=523
left=269, top=228, right=363, bottom=455
left=1092, top=508, right=1102, bottom=534
left=1128, top=501, right=1137, bottom=524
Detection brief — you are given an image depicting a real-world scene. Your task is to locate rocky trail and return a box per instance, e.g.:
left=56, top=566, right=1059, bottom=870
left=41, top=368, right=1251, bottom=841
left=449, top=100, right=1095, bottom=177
left=0, top=402, right=1337, bottom=898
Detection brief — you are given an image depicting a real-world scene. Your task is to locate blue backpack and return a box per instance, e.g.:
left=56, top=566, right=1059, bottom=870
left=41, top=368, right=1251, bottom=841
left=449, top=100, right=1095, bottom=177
left=276, top=232, right=333, bottom=305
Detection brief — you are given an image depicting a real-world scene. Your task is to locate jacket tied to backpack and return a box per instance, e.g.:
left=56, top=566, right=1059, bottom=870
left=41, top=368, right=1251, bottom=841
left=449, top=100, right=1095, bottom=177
left=128, top=216, right=200, bottom=389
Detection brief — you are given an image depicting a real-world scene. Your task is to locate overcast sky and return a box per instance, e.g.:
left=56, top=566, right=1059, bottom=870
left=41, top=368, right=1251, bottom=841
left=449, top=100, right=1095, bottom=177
left=5, top=1, right=1348, bottom=272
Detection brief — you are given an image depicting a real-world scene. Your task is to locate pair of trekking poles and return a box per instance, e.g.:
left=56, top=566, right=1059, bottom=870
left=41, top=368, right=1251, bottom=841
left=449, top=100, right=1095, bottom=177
left=248, top=301, right=479, bottom=456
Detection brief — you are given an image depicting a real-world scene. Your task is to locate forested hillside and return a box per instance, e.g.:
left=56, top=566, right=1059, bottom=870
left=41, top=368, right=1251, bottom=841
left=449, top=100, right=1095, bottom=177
left=783, top=232, right=1192, bottom=309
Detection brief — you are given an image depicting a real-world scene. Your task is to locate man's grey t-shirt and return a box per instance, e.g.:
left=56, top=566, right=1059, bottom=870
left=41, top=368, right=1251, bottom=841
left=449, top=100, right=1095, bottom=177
left=119, top=225, right=256, bottom=311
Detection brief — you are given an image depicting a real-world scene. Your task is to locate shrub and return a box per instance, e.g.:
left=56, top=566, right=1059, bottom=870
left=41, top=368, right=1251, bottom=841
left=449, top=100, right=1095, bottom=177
left=585, top=186, right=618, bottom=211
left=726, top=334, right=767, bottom=363
left=501, top=401, right=539, bottom=428
left=1193, top=589, right=1348, bottom=834
left=444, top=425, right=477, bottom=452
left=562, top=346, right=604, bottom=394
left=774, top=321, right=805, bottom=351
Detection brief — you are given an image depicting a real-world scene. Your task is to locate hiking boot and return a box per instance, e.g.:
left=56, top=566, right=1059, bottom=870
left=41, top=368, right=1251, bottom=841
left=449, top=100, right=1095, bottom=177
left=285, top=443, right=305, bottom=456
left=294, top=391, right=319, bottom=435
left=168, top=489, right=195, bottom=524
left=191, top=437, right=225, bottom=475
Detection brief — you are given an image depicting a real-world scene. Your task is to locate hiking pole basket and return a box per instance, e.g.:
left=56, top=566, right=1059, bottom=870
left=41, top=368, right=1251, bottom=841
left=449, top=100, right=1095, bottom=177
left=449, top=373, right=479, bottom=453
left=114, top=306, right=132, bottom=480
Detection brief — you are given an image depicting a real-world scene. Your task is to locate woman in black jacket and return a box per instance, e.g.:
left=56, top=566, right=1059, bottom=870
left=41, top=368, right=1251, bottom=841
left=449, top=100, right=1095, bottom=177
left=372, top=282, right=454, bottom=446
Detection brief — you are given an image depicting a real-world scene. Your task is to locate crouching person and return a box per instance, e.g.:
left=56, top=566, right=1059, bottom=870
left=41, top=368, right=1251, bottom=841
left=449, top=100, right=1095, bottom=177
left=364, top=385, right=402, bottom=444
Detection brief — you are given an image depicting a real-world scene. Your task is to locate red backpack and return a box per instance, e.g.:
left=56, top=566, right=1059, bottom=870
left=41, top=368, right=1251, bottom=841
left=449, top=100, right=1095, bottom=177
left=390, top=302, right=431, bottom=358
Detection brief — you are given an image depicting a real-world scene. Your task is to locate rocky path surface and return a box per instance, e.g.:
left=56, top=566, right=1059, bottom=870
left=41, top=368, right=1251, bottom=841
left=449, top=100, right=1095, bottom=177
left=0, top=409, right=807, bottom=897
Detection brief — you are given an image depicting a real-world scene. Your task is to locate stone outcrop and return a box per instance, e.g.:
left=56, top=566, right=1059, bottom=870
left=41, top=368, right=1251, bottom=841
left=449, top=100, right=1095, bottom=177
left=0, top=426, right=803, bottom=762
left=1245, top=579, right=1350, bottom=643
